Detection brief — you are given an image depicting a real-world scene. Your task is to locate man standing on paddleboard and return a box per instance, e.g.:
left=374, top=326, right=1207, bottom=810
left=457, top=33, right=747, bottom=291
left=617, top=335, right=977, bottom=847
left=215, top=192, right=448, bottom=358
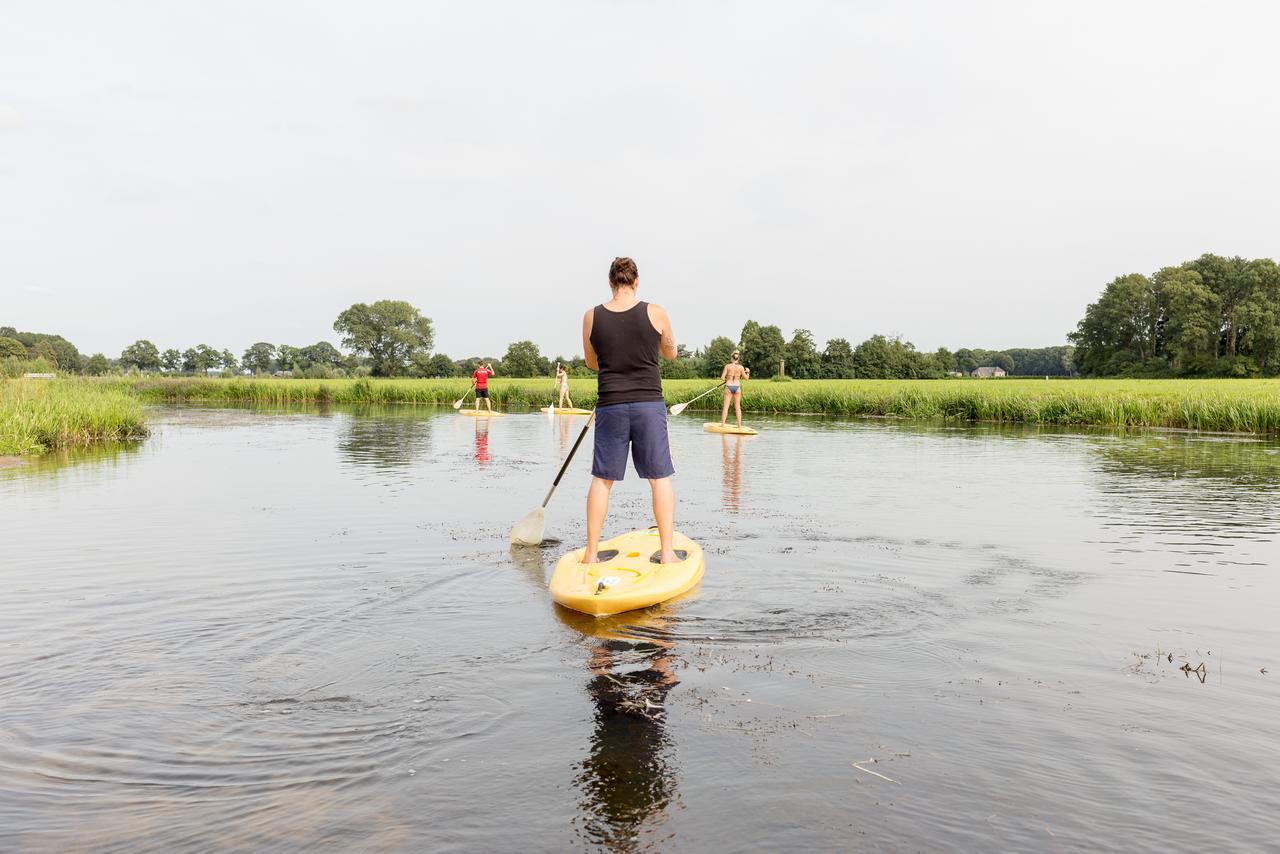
left=472, top=362, right=495, bottom=412
left=581, top=257, right=680, bottom=564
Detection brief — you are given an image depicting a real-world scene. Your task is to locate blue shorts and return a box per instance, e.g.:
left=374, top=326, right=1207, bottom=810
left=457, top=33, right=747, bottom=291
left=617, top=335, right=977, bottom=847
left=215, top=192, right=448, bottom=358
left=592, top=401, right=675, bottom=481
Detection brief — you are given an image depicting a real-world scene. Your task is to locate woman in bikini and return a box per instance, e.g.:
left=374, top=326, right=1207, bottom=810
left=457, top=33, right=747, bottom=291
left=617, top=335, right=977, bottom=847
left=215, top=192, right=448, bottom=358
left=554, top=362, right=575, bottom=409
left=719, top=350, right=749, bottom=428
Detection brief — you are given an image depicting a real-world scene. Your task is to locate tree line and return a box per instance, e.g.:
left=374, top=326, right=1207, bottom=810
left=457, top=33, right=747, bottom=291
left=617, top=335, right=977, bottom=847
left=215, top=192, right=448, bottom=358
left=1070, top=253, right=1280, bottom=377
left=5, top=298, right=1075, bottom=381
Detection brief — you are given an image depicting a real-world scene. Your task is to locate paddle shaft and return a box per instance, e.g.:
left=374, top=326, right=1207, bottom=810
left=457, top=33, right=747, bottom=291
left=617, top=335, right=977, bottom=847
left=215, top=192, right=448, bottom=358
left=674, top=381, right=726, bottom=412
left=541, top=411, right=594, bottom=507
left=454, top=381, right=477, bottom=407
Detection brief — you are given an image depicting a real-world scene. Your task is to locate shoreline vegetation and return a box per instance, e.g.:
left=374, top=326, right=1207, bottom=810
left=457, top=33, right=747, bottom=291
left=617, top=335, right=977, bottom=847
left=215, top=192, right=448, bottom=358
left=0, top=379, right=148, bottom=456
left=4, top=376, right=1279, bottom=456
left=123, top=377, right=1280, bottom=433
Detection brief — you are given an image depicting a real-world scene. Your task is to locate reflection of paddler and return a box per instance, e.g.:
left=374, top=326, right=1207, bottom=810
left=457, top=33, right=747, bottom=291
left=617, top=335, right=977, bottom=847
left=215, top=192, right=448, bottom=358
left=558, top=413, right=571, bottom=458
left=473, top=418, right=490, bottom=466
left=721, top=433, right=743, bottom=512
left=559, top=603, right=680, bottom=848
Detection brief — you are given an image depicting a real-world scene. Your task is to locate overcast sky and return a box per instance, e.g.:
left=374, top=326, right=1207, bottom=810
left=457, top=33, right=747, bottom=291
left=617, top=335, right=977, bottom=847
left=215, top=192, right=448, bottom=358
left=3, top=1, right=1279, bottom=361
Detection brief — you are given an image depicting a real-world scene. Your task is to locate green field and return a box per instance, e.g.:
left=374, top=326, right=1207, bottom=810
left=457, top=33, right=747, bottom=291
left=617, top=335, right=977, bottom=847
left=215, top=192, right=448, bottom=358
left=0, top=379, right=149, bottom=456
left=115, top=376, right=1280, bottom=433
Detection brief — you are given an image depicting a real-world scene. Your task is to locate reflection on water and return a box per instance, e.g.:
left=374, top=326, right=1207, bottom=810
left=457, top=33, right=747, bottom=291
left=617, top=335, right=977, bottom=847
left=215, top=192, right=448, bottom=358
left=720, top=434, right=745, bottom=512
left=338, top=406, right=433, bottom=469
left=3, top=406, right=1280, bottom=851
left=474, top=419, right=491, bottom=468
left=0, top=440, right=142, bottom=481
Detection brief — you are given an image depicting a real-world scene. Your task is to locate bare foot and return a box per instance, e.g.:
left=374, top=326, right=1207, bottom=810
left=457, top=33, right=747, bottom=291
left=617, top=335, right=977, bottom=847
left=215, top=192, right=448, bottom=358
left=659, top=549, right=680, bottom=564
left=581, top=552, right=600, bottom=565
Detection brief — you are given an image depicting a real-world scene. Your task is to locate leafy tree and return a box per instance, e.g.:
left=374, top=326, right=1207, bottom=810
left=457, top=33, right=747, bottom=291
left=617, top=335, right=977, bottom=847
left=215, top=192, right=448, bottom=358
left=988, top=352, right=1015, bottom=373
left=1061, top=346, right=1077, bottom=376
left=1157, top=266, right=1218, bottom=371
left=220, top=349, right=239, bottom=373
left=698, top=336, right=738, bottom=378
left=933, top=347, right=957, bottom=374
left=120, top=339, right=162, bottom=372
left=502, top=340, right=550, bottom=377
left=182, top=344, right=220, bottom=373
left=739, top=321, right=785, bottom=376
left=333, top=300, right=435, bottom=377
left=954, top=348, right=978, bottom=374
left=276, top=345, right=302, bottom=373
left=242, top=342, right=276, bottom=374
left=161, top=349, right=182, bottom=372
left=1237, top=259, right=1280, bottom=373
left=0, top=337, right=25, bottom=359
left=301, top=341, right=343, bottom=369
left=784, top=329, right=822, bottom=379
left=33, top=340, right=59, bottom=367
left=849, top=335, right=936, bottom=378
left=422, top=353, right=458, bottom=377
left=84, top=353, right=111, bottom=375
left=821, top=337, right=856, bottom=378
left=661, top=344, right=697, bottom=379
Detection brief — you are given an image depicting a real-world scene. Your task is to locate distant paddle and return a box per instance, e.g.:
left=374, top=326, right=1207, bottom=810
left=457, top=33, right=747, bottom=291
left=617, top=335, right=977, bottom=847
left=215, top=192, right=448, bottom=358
left=453, top=382, right=476, bottom=410
left=510, top=410, right=595, bottom=545
left=669, top=381, right=726, bottom=416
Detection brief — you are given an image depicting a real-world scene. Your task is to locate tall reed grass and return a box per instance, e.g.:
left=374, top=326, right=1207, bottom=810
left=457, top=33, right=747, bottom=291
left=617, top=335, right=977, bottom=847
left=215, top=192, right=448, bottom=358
left=108, top=376, right=1280, bottom=434
left=0, top=379, right=149, bottom=455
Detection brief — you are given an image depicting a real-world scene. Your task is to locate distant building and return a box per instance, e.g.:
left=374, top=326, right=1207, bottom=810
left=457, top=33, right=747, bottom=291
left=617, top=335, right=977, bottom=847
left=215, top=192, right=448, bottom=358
left=22, top=373, right=56, bottom=379
left=971, top=366, right=1007, bottom=378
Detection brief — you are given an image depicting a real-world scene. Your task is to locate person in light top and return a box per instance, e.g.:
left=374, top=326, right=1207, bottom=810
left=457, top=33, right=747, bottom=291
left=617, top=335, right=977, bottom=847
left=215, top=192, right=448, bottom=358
left=554, top=362, right=575, bottom=409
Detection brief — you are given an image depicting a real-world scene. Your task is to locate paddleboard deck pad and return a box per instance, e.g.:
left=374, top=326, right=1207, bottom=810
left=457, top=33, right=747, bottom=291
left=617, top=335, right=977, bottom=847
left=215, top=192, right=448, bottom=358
left=540, top=407, right=593, bottom=415
left=550, top=529, right=704, bottom=616
left=704, top=422, right=758, bottom=435
left=460, top=410, right=505, bottom=417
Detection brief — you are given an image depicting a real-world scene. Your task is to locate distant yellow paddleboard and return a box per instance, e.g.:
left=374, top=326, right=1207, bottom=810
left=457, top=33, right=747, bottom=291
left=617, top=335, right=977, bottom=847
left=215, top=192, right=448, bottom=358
left=540, top=407, right=593, bottom=416
left=460, top=410, right=505, bottom=418
left=550, top=529, right=704, bottom=616
left=703, top=422, right=758, bottom=435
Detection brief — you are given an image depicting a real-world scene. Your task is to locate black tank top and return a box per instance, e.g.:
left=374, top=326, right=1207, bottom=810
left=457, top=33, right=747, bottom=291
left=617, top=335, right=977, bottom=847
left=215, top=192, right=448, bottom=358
left=590, top=301, right=664, bottom=407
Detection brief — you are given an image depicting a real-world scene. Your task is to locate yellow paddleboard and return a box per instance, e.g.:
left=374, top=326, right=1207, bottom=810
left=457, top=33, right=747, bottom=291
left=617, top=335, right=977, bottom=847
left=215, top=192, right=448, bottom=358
left=540, top=407, right=593, bottom=416
left=550, top=529, right=704, bottom=616
left=460, top=409, right=505, bottom=417
left=703, top=422, right=758, bottom=435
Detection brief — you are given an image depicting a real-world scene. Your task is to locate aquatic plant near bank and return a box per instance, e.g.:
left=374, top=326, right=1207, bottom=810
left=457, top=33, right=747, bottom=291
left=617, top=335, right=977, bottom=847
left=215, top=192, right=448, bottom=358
left=107, top=376, right=1280, bottom=434
left=0, top=379, right=149, bottom=455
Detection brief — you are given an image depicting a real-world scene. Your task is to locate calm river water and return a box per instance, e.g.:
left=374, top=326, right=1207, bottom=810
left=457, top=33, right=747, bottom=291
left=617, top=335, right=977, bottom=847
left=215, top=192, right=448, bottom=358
left=2, top=406, right=1279, bottom=852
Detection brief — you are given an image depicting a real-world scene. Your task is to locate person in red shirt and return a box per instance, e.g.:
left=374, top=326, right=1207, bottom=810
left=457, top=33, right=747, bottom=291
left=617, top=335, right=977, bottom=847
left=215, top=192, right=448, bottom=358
left=472, top=362, right=495, bottom=412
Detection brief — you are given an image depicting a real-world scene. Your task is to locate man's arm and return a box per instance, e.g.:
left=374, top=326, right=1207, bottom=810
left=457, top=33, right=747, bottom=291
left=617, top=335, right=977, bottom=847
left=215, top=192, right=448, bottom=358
left=649, top=304, right=678, bottom=360
left=582, top=309, right=599, bottom=370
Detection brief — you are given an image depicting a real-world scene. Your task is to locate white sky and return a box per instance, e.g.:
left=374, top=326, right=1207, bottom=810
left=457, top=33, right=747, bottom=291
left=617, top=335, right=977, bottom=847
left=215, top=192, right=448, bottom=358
left=3, top=1, right=1278, bottom=360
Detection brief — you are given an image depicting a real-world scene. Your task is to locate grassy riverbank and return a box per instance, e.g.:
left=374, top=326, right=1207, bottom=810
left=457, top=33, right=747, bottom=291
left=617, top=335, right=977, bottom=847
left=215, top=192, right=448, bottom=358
left=108, top=376, right=1280, bottom=434
left=0, top=379, right=149, bottom=456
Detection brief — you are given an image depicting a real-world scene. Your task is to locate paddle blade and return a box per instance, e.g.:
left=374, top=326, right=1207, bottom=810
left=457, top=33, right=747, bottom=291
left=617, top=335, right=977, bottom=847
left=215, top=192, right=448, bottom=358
left=669, top=402, right=687, bottom=415
left=510, top=506, right=547, bottom=546
left=547, top=404, right=555, bottom=422
left=453, top=398, right=465, bottom=409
